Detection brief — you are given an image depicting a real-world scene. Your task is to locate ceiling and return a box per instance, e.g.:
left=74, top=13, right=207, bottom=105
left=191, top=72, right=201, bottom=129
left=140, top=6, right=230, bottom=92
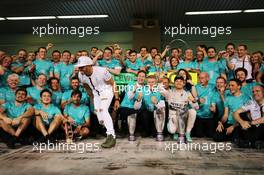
left=0, top=0, right=264, bottom=33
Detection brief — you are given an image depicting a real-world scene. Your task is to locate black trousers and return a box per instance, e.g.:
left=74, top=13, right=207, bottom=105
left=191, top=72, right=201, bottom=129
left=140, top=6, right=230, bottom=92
left=237, top=124, right=264, bottom=143
left=213, top=123, right=237, bottom=142
left=141, top=109, right=156, bottom=137
left=119, top=107, right=138, bottom=134
left=192, top=117, right=215, bottom=138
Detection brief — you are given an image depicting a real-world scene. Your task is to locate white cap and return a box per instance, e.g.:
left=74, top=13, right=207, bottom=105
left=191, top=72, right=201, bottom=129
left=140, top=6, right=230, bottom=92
left=74, top=56, right=93, bottom=67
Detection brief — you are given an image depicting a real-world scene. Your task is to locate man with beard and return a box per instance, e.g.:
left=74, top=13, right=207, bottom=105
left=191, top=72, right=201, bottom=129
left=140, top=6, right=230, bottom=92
left=200, top=47, right=226, bottom=85
left=75, top=56, right=119, bottom=148
left=0, top=88, right=34, bottom=148
left=63, top=90, right=90, bottom=140
left=235, top=68, right=259, bottom=97
left=224, top=43, right=238, bottom=80
left=61, top=77, right=90, bottom=110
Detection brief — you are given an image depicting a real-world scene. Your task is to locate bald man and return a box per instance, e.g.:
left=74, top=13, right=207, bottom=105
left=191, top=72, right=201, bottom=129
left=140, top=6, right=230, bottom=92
left=192, top=72, right=216, bottom=138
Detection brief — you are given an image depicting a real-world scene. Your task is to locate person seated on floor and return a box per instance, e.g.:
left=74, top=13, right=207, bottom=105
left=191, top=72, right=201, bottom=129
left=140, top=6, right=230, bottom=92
left=33, top=89, right=63, bottom=142
left=214, top=79, right=251, bottom=142
left=119, top=70, right=146, bottom=141
left=161, top=76, right=198, bottom=143
left=233, top=85, right=264, bottom=149
left=61, top=77, right=90, bottom=110
left=63, top=90, right=90, bottom=141
left=134, top=75, right=166, bottom=141
left=0, top=88, right=34, bottom=148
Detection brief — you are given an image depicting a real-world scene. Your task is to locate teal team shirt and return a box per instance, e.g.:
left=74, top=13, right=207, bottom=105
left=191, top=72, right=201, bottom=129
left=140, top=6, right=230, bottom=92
left=241, top=82, right=258, bottom=97
left=54, top=62, right=74, bottom=91
left=224, top=93, right=251, bottom=124
left=200, top=60, right=225, bottom=85
left=211, top=89, right=231, bottom=118
left=195, top=83, right=215, bottom=118
left=124, top=59, right=144, bottom=71
left=98, top=59, right=122, bottom=70
left=120, top=82, right=139, bottom=109
left=11, top=60, right=31, bottom=86
left=165, top=65, right=178, bottom=71
left=193, top=60, right=201, bottom=69
left=33, top=59, right=54, bottom=78
left=0, top=69, right=12, bottom=88
left=51, top=90, right=63, bottom=107
left=148, top=66, right=166, bottom=73
left=177, top=61, right=196, bottom=70
left=34, top=103, right=61, bottom=125
left=61, top=89, right=89, bottom=105
left=64, top=103, right=90, bottom=126
left=139, top=86, right=164, bottom=112
left=1, top=102, right=32, bottom=119
left=0, top=87, right=16, bottom=103
left=142, top=59, right=153, bottom=68
left=26, top=86, right=44, bottom=104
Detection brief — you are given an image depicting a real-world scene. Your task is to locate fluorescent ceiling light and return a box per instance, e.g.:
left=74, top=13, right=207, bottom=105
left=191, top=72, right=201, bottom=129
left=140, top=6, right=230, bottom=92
left=0, top=17, right=5, bottom=20
left=244, top=9, right=264, bottom=13
left=57, top=15, right=108, bottom=19
left=185, top=10, right=242, bottom=15
left=6, top=16, right=56, bottom=20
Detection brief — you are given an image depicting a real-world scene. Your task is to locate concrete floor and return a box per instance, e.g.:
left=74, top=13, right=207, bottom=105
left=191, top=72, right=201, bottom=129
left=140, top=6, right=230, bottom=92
left=0, top=137, right=263, bottom=175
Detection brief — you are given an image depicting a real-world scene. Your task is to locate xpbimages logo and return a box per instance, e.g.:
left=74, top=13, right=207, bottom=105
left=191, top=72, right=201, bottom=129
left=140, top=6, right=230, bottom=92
left=32, top=24, right=100, bottom=37
left=164, top=24, right=232, bottom=38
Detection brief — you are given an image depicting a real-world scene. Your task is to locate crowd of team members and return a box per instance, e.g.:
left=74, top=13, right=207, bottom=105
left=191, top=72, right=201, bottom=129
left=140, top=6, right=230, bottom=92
left=0, top=42, right=264, bottom=149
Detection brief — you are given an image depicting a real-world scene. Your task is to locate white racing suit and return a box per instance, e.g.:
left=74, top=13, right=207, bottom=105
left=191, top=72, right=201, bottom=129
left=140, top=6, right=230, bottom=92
left=165, top=89, right=197, bottom=135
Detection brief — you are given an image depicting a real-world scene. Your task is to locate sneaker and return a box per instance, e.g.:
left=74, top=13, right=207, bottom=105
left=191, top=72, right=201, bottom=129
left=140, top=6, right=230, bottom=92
left=185, top=132, right=192, bottom=142
left=156, top=133, right=164, bottom=142
left=101, top=135, right=116, bottom=148
left=173, top=133, right=179, bottom=141
left=128, top=135, right=136, bottom=141
left=178, top=136, right=185, bottom=144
